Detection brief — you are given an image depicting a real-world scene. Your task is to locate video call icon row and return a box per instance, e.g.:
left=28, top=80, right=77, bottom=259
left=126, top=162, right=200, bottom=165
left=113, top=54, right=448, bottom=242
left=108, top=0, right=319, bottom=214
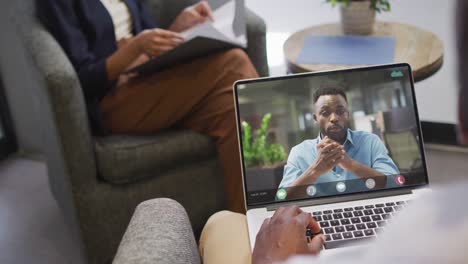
left=276, top=175, right=406, bottom=200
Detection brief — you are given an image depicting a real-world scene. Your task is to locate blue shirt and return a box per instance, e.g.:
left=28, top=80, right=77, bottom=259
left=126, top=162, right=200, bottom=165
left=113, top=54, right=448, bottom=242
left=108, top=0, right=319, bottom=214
left=280, top=129, right=399, bottom=189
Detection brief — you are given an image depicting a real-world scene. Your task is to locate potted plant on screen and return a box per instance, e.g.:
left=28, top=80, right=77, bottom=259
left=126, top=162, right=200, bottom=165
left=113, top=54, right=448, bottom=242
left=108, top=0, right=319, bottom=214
left=242, top=113, right=287, bottom=191
left=326, top=0, right=391, bottom=35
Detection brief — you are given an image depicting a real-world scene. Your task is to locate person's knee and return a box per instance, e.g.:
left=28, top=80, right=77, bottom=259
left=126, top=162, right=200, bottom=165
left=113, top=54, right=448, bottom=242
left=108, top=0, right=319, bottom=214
left=206, top=210, right=244, bottom=224
left=209, top=48, right=257, bottom=79
left=201, top=211, right=246, bottom=242
left=202, top=210, right=247, bottom=237
left=224, top=48, right=258, bottom=78
left=213, top=48, right=251, bottom=69
left=224, top=48, right=250, bottom=62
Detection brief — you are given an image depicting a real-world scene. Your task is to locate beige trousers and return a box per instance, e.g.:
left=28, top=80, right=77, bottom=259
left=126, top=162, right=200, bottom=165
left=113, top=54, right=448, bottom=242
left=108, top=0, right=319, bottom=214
left=199, top=211, right=251, bottom=264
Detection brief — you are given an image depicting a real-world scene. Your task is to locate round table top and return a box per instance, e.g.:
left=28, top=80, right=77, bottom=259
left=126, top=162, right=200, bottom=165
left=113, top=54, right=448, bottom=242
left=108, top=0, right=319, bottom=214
left=283, top=22, right=444, bottom=82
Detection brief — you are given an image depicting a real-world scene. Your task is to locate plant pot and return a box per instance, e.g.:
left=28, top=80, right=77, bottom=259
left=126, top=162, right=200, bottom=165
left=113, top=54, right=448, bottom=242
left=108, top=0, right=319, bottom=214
left=246, top=163, right=285, bottom=192
left=340, top=0, right=376, bottom=35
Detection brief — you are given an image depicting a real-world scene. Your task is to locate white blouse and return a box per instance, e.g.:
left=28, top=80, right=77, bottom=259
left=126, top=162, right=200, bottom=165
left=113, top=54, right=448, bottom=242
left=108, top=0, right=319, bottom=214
left=100, top=0, right=134, bottom=41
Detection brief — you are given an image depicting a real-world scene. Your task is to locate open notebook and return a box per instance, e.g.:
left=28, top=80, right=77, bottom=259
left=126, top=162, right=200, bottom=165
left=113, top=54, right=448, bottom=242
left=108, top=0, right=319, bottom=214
left=127, top=0, right=246, bottom=76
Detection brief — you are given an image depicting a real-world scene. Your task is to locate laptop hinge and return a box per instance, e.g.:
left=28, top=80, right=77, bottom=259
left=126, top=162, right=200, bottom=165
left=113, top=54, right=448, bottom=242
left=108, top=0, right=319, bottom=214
left=266, top=189, right=412, bottom=211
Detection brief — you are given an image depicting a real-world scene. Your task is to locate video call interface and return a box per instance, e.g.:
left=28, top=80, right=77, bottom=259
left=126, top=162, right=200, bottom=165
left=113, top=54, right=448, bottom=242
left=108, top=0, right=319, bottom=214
left=236, top=65, right=428, bottom=206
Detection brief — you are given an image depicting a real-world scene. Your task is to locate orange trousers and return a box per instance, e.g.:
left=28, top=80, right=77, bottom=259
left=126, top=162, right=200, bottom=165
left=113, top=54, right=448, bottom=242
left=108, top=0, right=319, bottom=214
left=99, top=49, right=259, bottom=213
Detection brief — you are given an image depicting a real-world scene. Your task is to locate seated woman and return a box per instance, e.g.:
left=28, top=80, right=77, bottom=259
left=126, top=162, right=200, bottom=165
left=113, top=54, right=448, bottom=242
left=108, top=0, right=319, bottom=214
left=37, top=0, right=258, bottom=213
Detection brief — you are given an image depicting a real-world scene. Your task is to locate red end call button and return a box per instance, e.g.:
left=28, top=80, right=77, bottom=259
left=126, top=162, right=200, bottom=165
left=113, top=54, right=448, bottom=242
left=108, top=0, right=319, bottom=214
left=395, top=175, right=406, bottom=186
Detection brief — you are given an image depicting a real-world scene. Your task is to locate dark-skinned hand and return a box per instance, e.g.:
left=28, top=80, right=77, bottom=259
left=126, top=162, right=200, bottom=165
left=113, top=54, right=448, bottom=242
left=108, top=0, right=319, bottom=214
left=252, top=206, right=325, bottom=264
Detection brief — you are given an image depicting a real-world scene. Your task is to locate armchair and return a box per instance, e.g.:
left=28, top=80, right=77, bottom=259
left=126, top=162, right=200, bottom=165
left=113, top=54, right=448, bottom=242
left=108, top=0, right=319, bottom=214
left=13, top=0, right=268, bottom=263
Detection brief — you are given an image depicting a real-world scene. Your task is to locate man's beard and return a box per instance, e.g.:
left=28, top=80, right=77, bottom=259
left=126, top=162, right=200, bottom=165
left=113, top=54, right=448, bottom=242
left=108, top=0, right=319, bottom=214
left=321, top=124, right=347, bottom=143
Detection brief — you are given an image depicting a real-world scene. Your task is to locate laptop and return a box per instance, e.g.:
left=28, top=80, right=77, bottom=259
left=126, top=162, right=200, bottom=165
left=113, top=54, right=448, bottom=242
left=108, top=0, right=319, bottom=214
left=233, top=63, right=431, bottom=254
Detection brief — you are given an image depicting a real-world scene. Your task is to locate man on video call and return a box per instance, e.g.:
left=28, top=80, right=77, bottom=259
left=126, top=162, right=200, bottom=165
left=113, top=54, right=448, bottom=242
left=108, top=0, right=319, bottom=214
left=279, top=87, right=399, bottom=196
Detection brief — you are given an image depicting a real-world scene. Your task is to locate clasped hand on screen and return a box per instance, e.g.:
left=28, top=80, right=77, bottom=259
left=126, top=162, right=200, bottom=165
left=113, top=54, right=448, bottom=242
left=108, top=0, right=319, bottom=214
left=313, top=136, right=352, bottom=175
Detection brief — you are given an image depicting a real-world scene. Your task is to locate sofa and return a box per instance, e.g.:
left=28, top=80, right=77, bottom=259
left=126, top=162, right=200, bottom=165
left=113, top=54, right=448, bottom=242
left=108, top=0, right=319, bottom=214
left=11, top=0, right=268, bottom=263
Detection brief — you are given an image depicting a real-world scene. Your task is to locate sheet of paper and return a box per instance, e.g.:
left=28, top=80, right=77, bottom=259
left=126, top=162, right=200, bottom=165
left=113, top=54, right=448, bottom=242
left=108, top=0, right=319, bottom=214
left=211, top=0, right=237, bottom=40
left=180, top=0, right=245, bottom=45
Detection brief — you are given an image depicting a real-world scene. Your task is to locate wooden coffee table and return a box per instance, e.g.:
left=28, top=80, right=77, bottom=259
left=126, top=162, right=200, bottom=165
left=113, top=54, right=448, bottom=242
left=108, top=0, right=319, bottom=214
left=283, top=22, right=444, bottom=82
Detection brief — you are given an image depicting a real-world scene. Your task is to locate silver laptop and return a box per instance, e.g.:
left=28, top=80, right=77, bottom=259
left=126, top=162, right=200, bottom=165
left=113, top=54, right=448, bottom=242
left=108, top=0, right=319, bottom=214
left=233, top=63, right=431, bottom=255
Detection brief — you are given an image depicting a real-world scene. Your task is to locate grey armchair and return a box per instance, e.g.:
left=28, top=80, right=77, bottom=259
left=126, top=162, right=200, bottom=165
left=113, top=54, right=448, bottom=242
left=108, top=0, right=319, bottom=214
left=13, top=0, right=268, bottom=263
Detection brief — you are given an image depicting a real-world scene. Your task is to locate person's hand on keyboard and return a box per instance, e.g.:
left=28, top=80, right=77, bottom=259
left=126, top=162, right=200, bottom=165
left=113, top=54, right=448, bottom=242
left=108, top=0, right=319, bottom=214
left=252, top=206, right=325, bottom=264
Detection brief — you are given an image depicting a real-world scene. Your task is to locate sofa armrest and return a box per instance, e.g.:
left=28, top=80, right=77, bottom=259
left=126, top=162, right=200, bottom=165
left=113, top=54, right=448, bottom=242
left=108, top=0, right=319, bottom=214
left=245, top=8, right=269, bottom=77
left=113, top=198, right=201, bottom=264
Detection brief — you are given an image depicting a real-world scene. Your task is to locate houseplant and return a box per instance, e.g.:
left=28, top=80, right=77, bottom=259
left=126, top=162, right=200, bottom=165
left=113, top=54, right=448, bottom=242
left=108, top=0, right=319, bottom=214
left=242, top=113, right=287, bottom=191
left=242, top=113, right=286, bottom=167
left=326, top=0, right=391, bottom=35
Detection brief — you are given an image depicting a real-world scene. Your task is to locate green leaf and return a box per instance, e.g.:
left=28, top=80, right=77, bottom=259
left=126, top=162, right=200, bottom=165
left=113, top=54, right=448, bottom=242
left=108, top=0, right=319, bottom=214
left=242, top=113, right=287, bottom=167
left=241, top=121, right=253, bottom=166
left=383, top=2, right=391, bottom=11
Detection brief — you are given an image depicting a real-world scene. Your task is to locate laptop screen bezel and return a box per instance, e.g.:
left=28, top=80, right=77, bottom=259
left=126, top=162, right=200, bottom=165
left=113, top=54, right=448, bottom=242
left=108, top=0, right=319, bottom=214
left=233, top=63, right=430, bottom=209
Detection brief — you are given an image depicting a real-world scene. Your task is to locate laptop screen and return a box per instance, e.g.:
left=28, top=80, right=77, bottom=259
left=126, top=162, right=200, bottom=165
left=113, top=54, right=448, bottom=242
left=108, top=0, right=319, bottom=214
left=234, top=64, right=429, bottom=207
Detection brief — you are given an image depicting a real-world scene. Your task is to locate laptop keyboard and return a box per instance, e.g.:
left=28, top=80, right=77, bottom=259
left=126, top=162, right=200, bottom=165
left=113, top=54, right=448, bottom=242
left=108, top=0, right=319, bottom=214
left=306, top=200, right=409, bottom=249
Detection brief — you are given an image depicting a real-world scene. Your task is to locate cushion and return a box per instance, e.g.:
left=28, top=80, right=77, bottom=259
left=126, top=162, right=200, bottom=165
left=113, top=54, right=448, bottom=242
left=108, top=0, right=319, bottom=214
left=95, top=130, right=217, bottom=184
